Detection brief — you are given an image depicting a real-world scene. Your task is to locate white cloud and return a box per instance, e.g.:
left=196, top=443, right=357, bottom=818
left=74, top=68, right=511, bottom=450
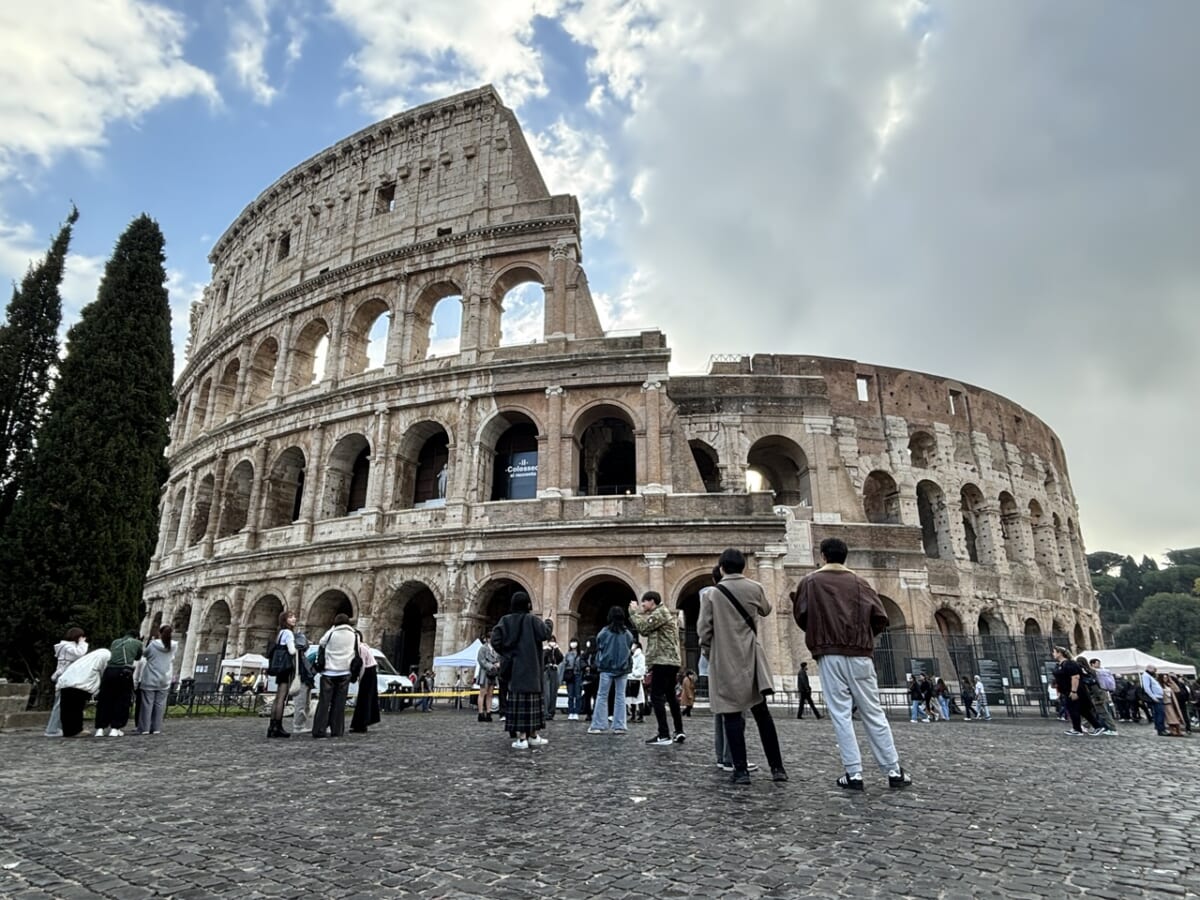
left=0, top=1, right=218, bottom=176
left=593, top=267, right=652, bottom=335
left=530, top=120, right=616, bottom=238
left=328, top=0, right=562, bottom=115
left=228, top=0, right=279, bottom=105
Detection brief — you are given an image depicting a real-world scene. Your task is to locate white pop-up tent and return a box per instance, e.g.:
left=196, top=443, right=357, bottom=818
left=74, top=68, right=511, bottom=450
left=219, top=652, right=268, bottom=671
left=1084, top=648, right=1196, bottom=676
left=433, top=639, right=483, bottom=670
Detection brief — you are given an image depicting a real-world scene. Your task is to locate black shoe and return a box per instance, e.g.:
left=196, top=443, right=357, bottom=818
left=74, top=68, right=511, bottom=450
left=312, top=732, right=326, bottom=739
left=887, top=767, right=912, bottom=788
left=730, top=770, right=751, bottom=785
left=485, top=714, right=494, bottom=723
left=837, top=773, right=864, bottom=791
left=771, top=767, right=789, bottom=782
left=478, top=713, right=487, bottom=722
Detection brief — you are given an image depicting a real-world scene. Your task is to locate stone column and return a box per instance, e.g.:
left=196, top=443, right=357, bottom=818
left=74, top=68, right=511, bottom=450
left=228, top=585, right=248, bottom=655
left=179, top=600, right=203, bottom=679
left=232, top=344, right=252, bottom=417
left=356, top=568, right=377, bottom=640
left=366, top=407, right=390, bottom=512
left=541, top=386, right=564, bottom=495
left=384, top=275, right=407, bottom=372
left=288, top=578, right=306, bottom=629
left=452, top=393, right=474, bottom=502
left=644, top=553, right=667, bottom=600
left=323, top=295, right=346, bottom=387
left=641, top=379, right=664, bottom=490
left=202, top=452, right=228, bottom=558
left=298, top=424, right=324, bottom=540
left=539, top=556, right=562, bottom=632
left=753, top=550, right=787, bottom=689
left=244, top=439, right=270, bottom=550
left=174, top=469, right=196, bottom=558
left=271, top=315, right=293, bottom=399
left=976, top=503, right=1003, bottom=567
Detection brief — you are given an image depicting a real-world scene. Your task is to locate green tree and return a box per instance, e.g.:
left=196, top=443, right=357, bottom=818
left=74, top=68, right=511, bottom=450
left=1087, top=551, right=1124, bottom=575
left=0, top=215, right=174, bottom=683
left=1123, top=593, right=1200, bottom=657
left=0, top=208, right=78, bottom=531
left=1165, top=547, right=1200, bottom=568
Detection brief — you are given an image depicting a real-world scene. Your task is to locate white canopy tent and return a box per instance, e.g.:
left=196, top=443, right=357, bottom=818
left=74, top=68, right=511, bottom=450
left=433, top=639, right=483, bottom=670
left=219, top=652, right=268, bottom=671
left=1084, top=648, right=1195, bottom=676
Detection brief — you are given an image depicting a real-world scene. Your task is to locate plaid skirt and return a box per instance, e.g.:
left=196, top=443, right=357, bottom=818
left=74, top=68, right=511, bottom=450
left=506, top=691, right=545, bottom=733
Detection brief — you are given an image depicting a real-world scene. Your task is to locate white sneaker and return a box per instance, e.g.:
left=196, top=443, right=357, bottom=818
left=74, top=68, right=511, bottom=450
left=94, top=729, right=106, bottom=738
left=44, top=731, right=63, bottom=738
left=109, top=729, right=124, bottom=737
left=511, top=739, right=529, bottom=749
left=528, top=736, right=549, bottom=746
left=150, top=731, right=162, bottom=735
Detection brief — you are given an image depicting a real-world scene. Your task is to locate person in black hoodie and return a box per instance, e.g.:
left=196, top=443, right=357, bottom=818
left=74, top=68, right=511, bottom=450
left=580, top=639, right=599, bottom=718
left=491, top=591, right=551, bottom=749
left=542, top=632, right=564, bottom=721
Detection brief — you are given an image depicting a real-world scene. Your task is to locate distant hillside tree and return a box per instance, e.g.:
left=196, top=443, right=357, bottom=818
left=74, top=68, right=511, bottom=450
left=0, top=207, right=77, bottom=531
left=0, top=215, right=174, bottom=684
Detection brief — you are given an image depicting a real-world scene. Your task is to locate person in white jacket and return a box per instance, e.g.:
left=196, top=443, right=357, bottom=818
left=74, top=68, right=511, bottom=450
left=45, top=627, right=88, bottom=736
left=311, top=614, right=358, bottom=738
left=627, top=643, right=646, bottom=724
left=56, top=649, right=112, bottom=737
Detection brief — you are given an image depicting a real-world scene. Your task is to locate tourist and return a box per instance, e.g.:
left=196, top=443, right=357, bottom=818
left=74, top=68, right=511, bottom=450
left=268, top=610, right=297, bottom=739
left=542, top=632, right=564, bottom=721
left=350, top=635, right=380, bottom=734
left=476, top=635, right=499, bottom=723
left=1141, top=664, right=1166, bottom=735
left=973, top=675, right=993, bottom=721
left=1089, top=658, right=1119, bottom=727
left=960, top=677, right=977, bottom=720
left=1077, top=657, right=1117, bottom=734
left=94, top=630, right=143, bottom=737
left=795, top=661, right=821, bottom=719
left=588, top=606, right=635, bottom=735
left=626, top=641, right=646, bottom=723
left=679, top=669, right=696, bottom=717
left=45, top=627, right=88, bottom=737
left=1161, top=674, right=1186, bottom=737
left=136, top=625, right=176, bottom=735
left=1052, top=646, right=1106, bottom=735
left=452, top=671, right=466, bottom=710
left=701, top=548, right=787, bottom=784
left=561, top=638, right=584, bottom=721
left=908, top=676, right=929, bottom=723
left=491, top=591, right=551, bottom=749
left=312, top=613, right=358, bottom=738
left=292, top=630, right=316, bottom=733
left=55, top=649, right=112, bottom=738
left=629, top=591, right=686, bottom=746
left=1168, top=675, right=1192, bottom=733
left=934, top=678, right=952, bottom=721
left=792, top=537, right=910, bottom=790
left=580, top=639, right=599, bottom=718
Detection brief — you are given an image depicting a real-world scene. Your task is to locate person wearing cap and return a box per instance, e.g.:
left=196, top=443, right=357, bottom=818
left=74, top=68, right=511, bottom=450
left=1140, top=663, right=1166, bottom=735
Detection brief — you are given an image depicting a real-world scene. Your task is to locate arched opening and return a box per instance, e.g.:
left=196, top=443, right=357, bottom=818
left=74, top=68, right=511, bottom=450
left=413, top=431, right=450, bottom=505
left=426, top=295, right=463, bottom=358
left=1022, top=618, right=1047, bottom=684
left=1073, top=623, right=1085, bottom=652
left=916, top=480, right=951, bottom=559
left=244, top=593, right=285, bottom=656
left=577, top=409, right=637, bottom=496
left=573, top=578, right=638, bottom=648
left=175, top=397, right=191, bottom=444
left=908, top=430, right=936, bottom=468
left=217, top=460, right=254, bottom=537
left=289, top=318, right=329, bottom=390
left=1023, top=618, right=1042, bottom=638
left=343, top=298, right=391, bottom=376
left=263, top=446, right=305, bottom=528
left=998, top=491, right=1021, bottom=563
left=164, top=486, right=186, bottom=551
left=487, top=414, right=540, bottom=501
left=199, top=599, right=232, bottom=660
left=936, top=608, right=964, bottom=638
left=746, top=436, right=812, bottom=506
left=321, top=434, right=371, bottom=518
left=476, top=579, right=527, bottom=642
left=863, top=470, right=901, bottom=524
left=393, top=421, right=451, bottom=508
left=377, top=583, right=438, bottom=676
left=873, top=596, right=909, bottom=687
left=214, top=359, right=240, bottom=422
left=171, top=604, right=192, bottom=680
left=497, top=277, right=544, bottom=347
left=1051, top=619, right=1070, bottom=649
left=305, top=590, right=353, bottom=637
left=188, top=474, right=215, bottom=545
left=246, top=337, right=278, bottom=408
left=960, top=483, right=987, bottom=563
left=689, top=440, right=721, bottom=493
left=193, top=377, right=212, bottom=432
left=1089, top=627, right=1099, bottom=651
left=675, top=575, right=710, bottom=674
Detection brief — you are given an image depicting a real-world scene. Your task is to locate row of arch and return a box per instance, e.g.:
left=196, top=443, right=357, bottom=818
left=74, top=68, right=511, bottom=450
left=178, top=271, right=548, bottom=446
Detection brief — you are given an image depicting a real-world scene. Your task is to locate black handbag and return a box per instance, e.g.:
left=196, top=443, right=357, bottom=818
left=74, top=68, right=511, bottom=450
left=349, top=634, right=364, bottom=683
left=266, top=633, right=294, bottom=678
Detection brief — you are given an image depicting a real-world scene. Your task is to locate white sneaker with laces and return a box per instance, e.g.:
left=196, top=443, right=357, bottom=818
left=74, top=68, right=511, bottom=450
left=94, top=729, right=106, bottom=738
left=528, top=736, right=549, bottom=746
left=109, top=729, right=124, bottom=737
left=511, top=739, right=529, bottom=749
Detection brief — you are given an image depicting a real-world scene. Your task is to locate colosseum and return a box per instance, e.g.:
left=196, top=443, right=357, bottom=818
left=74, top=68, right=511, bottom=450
left=142, top=85, right=1100, bottom=699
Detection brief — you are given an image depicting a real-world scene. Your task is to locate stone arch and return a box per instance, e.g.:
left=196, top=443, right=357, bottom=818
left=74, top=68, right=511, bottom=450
left=570, top=573, right=639, bottom=648
left=490, top=263, right=547, bottom=347
left=321, top=433, right=371, bottom=518
left=873, top=595, right=909, bottom=687
left=262, top=445, right=306, bottom=528
left=574, top=403, right=638, bottom=497
left=959, top=483, right=988, bottom=563
left=746, top=435, right=812, bottom=507
left=213, top=358, right=240, bottom=422
left=175, top=396, right=191, bottom=444
left=288, top=317, right=329, bottom=390
left=1073, top=622, right=1085, bottom=652
left=472, top=577, right=532, bottom=640
left=998, top=491, right=1021, bottom=563
left=1089, top=626, right=1099, bottom=650
left=188, top=473, right=215, bottom=545
left=245, top=336, right=279, bottom=408
left=477, top=410, right=541, bottom=502
left=164, top=484, right=186, bottom=551
left=673, top=571, right=713, bottom=674
left=243, top=592, right=285, bottom=654
left=304, top=588, right=355, bottom=636
left=908, top=430, right=937, bottom=468
left=199, top=598, right=232, bottom=660
left=343, top=296, right=391, bottom=376
left=977, top=609, right=1009, bottom=636
left=394, top=420, right=452, bottom=508
left=217, top=459, right=254, bottom=537
left=410, top=279, right=464, bottom=361
left=194, top=375, right=213, bottom=432
left=1051, top=618, right=1070, bottom=648
left=1023, top=618, right=1042, bottom=638
left=863, top=470, right=901, bottom=524
left=688, top=439, right=721, bottom=493
left=376, top=581, right=439, bottom=676
left=916, top=479, right=953, bottom=559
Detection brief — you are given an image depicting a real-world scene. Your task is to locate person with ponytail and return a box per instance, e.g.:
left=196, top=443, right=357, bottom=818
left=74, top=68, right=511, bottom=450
left=137, top=625, right=177, bottom=735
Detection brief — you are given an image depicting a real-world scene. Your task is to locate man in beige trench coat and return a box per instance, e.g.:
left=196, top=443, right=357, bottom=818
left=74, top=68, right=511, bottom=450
left=698, top=547, right=788, bottom=785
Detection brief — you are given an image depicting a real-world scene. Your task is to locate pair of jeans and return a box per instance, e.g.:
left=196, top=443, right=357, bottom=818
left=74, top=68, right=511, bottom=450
left=312, top=674, right=351, bottom=736
left=818, top=655, right=901, bottom=776
left=543, top=668, right=561, bottom=718
left=909, top=700, right=926, bottom=722
left=590, top=672, right=628, bottom=730
left=136, top=688, right=168, bottom=733
left=722, top=700, right=783, bottom=773
left=938, top=696, right=950, bottom=720
left=649, top=664, right=683, bottom=739
left=45, top=693, right=64, bottom=735
left=1149, top=700, right=1166, bottom=733
left=566, top=679, right=581, bottom=715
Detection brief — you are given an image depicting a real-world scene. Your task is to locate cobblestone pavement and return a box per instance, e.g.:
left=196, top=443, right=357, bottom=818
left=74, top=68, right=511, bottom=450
left=2, top=708, right=1197, bottom=899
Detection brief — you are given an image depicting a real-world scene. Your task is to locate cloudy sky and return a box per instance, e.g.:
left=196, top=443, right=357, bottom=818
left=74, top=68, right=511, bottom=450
left=1, top=1, right=1195, bottom=561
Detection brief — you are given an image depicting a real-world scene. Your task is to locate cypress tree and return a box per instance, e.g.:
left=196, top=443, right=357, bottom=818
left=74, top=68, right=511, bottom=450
left=0, top=215, right=174, bottom=682
left=0, top=207, right=78, bottom=532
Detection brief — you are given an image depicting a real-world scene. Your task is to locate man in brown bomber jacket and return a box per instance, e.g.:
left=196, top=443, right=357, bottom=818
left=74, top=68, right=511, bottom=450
left=792, top=537, right=912, bottom=791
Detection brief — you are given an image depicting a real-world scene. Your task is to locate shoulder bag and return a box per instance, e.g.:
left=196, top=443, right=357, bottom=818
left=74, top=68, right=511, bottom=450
left=266, top=631, right=294, bottom=678
left=714, top=583, right=775, bottom=697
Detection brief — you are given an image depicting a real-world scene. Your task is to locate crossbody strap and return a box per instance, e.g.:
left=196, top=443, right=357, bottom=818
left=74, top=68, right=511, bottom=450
left=715, top=584, right=757, bottom=634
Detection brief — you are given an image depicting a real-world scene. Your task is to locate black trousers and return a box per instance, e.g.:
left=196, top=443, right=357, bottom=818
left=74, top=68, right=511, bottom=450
left=94, top=667, right=135, bottom=729
left=797, top=688, right=820, bottom=717
left=1066, top=695, right=1101, bottom=732
left=60, top=688, right=91, bottom=737
left=650, top=664, right=684, bottom=738
left=312, top=675, right=351, bottom=736
left=724, top=699, right=784, bottom=773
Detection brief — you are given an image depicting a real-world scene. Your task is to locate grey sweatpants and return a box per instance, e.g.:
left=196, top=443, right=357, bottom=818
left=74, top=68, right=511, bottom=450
left=817, top=655, right=901, bottom=776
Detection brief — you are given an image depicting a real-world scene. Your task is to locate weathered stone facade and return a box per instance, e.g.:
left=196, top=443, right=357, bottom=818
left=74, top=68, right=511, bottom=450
left=142, top=86, right=1099, bottom=686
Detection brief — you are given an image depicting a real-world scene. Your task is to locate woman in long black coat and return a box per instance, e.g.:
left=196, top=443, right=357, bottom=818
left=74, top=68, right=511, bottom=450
left=491, top=591, right=551, bottom=749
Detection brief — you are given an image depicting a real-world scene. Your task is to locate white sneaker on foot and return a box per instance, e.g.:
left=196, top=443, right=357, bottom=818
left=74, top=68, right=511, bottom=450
left=511, top=739, right=529, bottom=749
left=109, top=729, right=124, bottom=737
left=94, top=729, right=106, bottom=738
left=528, top=736, right=549, bottom=746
